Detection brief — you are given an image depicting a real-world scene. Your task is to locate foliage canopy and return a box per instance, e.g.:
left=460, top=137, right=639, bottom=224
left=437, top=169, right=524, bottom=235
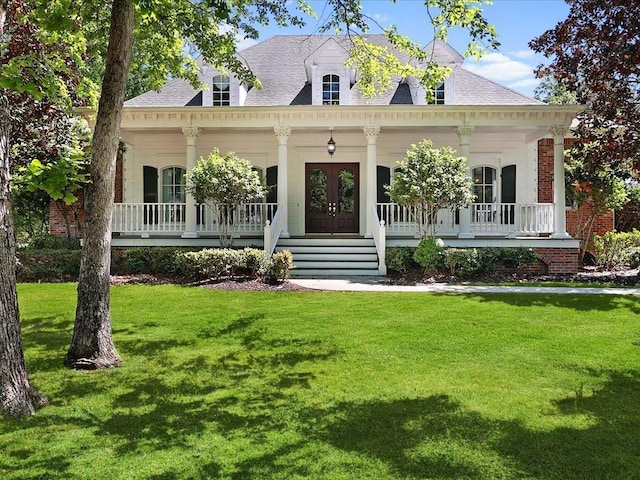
left=187, top=148, right=267, bottom=247
left=386, top=139, right=474, bottom=238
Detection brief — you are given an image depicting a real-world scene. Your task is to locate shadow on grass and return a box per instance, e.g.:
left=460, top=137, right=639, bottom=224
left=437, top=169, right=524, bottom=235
left=460, top=292, right=640, bottom=314
left=298, top=370, right=640, bottom=479
left=6, top=311, right=640, bottom=479
left=99, top=314, right=340, bottom=455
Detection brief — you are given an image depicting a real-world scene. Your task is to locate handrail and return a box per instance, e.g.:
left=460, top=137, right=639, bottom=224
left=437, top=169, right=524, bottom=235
left=264, top=204, right=286, bottom=257
left=369, top=203, right=387, bottom=275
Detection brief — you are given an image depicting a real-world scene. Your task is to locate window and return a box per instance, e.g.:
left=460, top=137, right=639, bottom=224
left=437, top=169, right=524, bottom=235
left=322, top=74, right=340, bottom=105
left=212, top=75, right=230, bottom=106
left=162, top=167, right=186, bottom=203
left=472, top=166, right=497, bottom=223
left=472, top=166, right=497, bottom=204
left=266, top=166, right=278, bottom=204
left=428, top=82, right=445, bottom=105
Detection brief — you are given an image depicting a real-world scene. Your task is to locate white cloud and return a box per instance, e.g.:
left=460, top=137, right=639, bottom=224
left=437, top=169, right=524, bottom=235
left=511, top=49, right=536, bottom=59
left=507, top=78, right=540, bottom=89
left=372, top=13, right=390, bottom=25
left=465, top=52, right=534, bottom=82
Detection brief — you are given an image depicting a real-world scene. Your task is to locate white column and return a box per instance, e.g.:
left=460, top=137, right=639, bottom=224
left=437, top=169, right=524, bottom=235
left=364, top=125, right=380, bottom=237
left=274, top=126, right=291, bottom=237
left=550, top=125, right=571, bottom=239
left=457, top=125, right=475, bottom=239
left=181, top=127, right=200, bottom=238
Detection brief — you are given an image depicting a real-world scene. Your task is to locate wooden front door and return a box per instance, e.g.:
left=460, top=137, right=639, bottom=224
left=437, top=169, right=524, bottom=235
left=305, top=163, right=359, bottom=234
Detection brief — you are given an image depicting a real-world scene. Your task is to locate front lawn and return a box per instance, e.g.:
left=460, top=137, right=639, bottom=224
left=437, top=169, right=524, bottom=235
left=3, top=284, right=640, bottom=479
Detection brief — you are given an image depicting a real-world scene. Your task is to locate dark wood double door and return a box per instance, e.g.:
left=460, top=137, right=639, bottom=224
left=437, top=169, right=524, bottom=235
left=305, top=163, right=359, bottom=234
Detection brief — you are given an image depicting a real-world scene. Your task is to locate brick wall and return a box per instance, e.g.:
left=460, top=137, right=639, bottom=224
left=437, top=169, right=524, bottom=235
left=49, top=191, right=86, bottom=237
left=537, top=137, right=614, bottom=242
left=533, top=247, right=580, bottom=275
left=49, top=151, right=124, bottom=237
left=566, top=205, right=615, bottom=238
left=537, top=138, right=555, bottom=203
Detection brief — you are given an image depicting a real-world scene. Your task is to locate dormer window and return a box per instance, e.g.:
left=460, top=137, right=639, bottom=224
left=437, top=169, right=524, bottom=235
left=213, top=75, right=230, bottom=106
left=428, top=82, right=445, bottom=105
left=322, top=74, right=340, bottom=105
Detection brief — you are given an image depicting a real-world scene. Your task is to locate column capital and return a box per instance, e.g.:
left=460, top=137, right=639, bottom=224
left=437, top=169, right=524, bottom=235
left=456, top=125, right=475, bottom=139
left=274, top=126, right=292, bottom=143
left=549, top=125, right=568, bottom=139
left=363, top=125, right=380, bottom=140
left=182, top=127, right=200, bottom=138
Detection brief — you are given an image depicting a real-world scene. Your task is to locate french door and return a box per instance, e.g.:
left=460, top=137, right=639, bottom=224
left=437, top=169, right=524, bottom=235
left=305, top=163, right=359, bottom=234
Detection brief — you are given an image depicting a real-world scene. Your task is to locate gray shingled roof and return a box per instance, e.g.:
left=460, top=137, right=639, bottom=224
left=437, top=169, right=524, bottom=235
left=454, top=68, right=543, bottom=105
left=125, top=78, right=201, bottom=107
left=125, top=35, right=542, bottom=107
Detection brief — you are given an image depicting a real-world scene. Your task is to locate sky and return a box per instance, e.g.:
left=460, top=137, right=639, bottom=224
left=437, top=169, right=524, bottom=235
left=244, top=0, right=571, bottom=99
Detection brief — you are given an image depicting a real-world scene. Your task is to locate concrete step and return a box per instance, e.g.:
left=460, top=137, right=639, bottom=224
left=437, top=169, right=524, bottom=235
left=293, top=253, right=378, bottom=262
left=290, top=268, right=381, bottom=277
left=294, top=260, right=379, bottom=269
left=277, top=246, right=377, bottom=254
left=277, top=237, right=381, bottom=277
left=278, top=237, right=375, bottom=247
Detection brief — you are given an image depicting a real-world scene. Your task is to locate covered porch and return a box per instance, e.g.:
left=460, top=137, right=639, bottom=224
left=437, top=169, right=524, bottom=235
left=104, top=104, right=584, bottom=274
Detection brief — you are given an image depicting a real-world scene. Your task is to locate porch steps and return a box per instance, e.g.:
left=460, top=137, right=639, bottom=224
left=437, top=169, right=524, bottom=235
left=275, top=237, right=381, bottom=277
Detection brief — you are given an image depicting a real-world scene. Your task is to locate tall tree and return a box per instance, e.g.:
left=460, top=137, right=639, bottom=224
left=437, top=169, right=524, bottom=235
left=65, top=0, right=134, bottom=369
left=530, top=0, right=640, bottom=174
left=57, top=0, right=498, bottom=369
left=0, top=0, right=49, bottom=416
left=533, top=76, right=577, bottom=106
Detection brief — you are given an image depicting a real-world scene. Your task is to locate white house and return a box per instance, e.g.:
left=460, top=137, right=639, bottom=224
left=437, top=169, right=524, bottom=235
left=88, top=35, right=586, bottom=275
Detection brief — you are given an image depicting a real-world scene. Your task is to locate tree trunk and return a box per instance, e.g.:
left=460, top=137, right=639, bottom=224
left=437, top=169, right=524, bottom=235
left=0, top=0, right=49, bottom=416
left=65, top=0, right=134, bottom=369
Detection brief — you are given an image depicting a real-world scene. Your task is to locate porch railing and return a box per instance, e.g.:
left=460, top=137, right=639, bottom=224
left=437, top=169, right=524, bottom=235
left=112, top=202, right=278, bottom=235
left=376, top=202, right=554, bottom=236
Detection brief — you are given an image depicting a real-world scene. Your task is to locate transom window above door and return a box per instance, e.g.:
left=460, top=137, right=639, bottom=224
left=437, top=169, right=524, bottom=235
left=162, top=167, right=186, bottom=203
left=322, top=74, right=340, bottom=105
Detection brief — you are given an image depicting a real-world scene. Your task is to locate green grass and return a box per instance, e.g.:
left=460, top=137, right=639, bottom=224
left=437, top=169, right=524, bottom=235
left=3, top=284, right=640, bottom=480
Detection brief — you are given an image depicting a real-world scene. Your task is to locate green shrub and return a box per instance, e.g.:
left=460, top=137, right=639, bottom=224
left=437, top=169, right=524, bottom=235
left=117, top=247, right=191, bottom=275
left=264, top=250, right=294, bottom=284
left=17, top=249, right=82, bottom=281
left=120, top=247, right=151, bottom=274
left=443, top=248, right=480, bottom=277
left=176, top=248, right=239, bottom=280
left=26, top=234, right=80, bottom=250
left=385, top=247, right=413, bottom=273
left=237, top=248, right=271, bottom=276
left=413, top=238, right=445, bottom=274
left=592, top=230, right=640, bottom=269
left=498, top=247, right=538, bottom=268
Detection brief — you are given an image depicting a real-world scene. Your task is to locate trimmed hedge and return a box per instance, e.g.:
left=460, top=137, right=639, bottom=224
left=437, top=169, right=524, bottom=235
left=17, top=249, right=82, bottom=282
left=18, top=246, right=294, bottom=284
left=388, top=244, right=538, bottom=278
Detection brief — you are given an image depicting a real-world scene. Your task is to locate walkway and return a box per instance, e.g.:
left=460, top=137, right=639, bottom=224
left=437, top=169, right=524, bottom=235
left=290, top=277, right=640, bottom=295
